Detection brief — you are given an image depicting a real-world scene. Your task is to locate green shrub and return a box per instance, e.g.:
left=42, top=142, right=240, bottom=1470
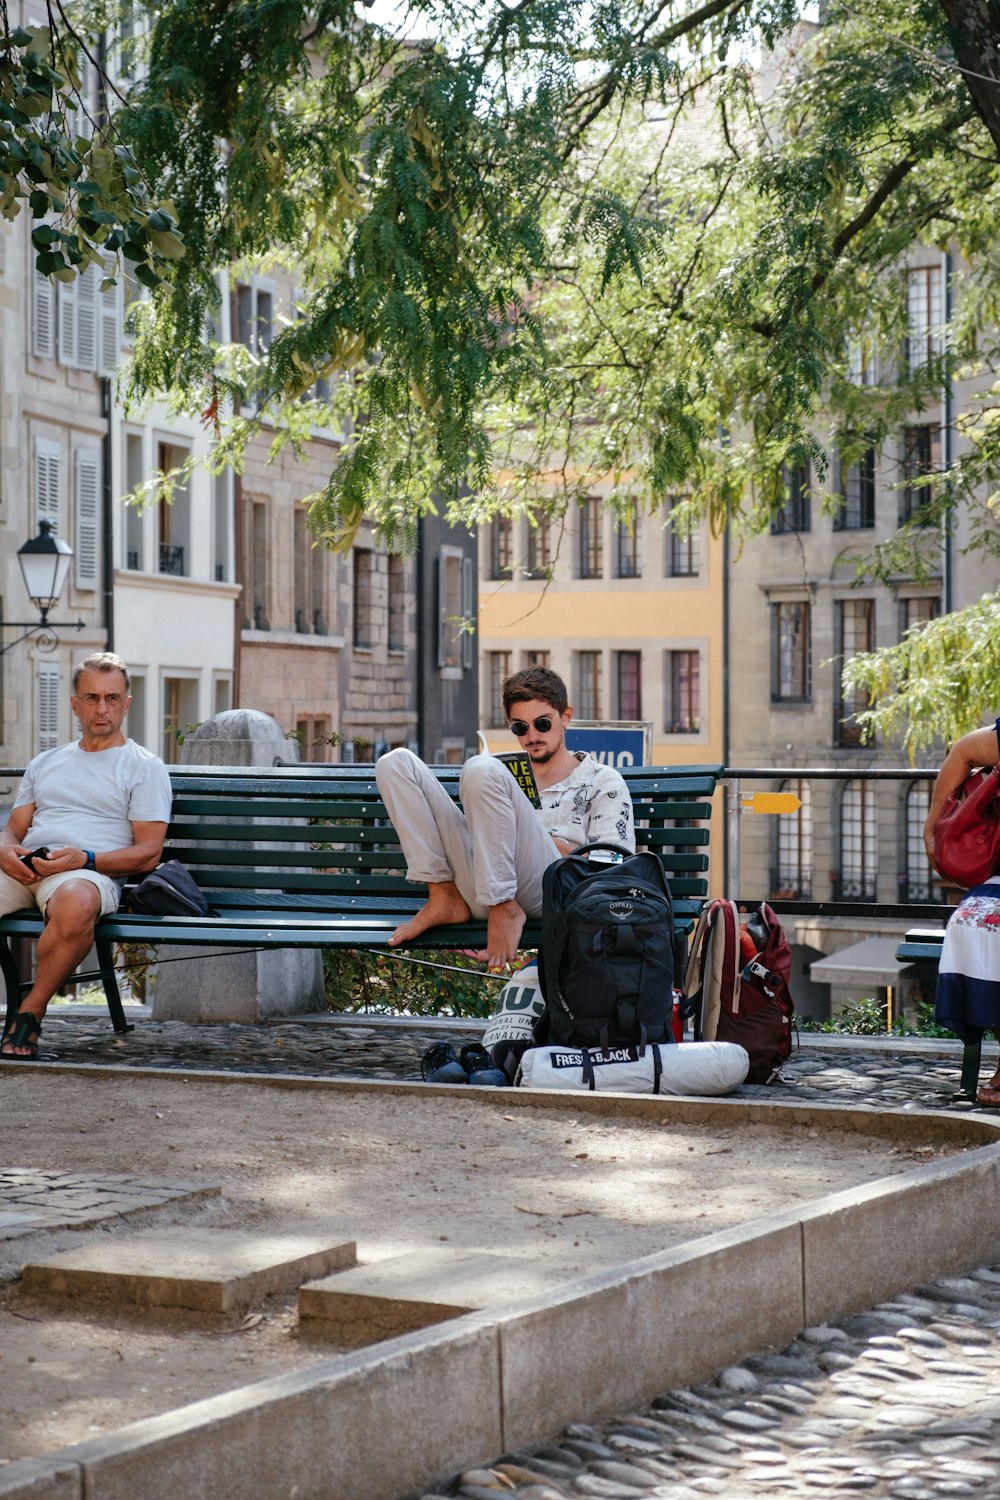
left=798, top=994, right=952, bottom=1039
left=323, top=947, right=514, bottom=1019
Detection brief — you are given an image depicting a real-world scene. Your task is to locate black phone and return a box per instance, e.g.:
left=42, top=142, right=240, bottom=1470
left=20, top=847, right=50, bottom=872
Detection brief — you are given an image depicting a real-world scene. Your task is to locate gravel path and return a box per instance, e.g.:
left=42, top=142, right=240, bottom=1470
left=13, top=1007, right=1000, bottom=1500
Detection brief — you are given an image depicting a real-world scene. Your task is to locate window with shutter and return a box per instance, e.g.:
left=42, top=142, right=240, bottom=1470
left=57, top=274, right=78, bottom=367
left=74, top=448, right=100, bottom=589
left=98, top=262, right=119, bottom=375
left=76, top=264, right=98, bottom=370
left=37, top=664, right=60, bottom=752
left=437, top=548, right=464, bottom=669
left=32, top=267, right=55, bottom=359
left=34, top=438, right=61, bottom=531
left=57, top=263, right=100, bottom=371
left=461, top=555, right=474, bottom=669
left=75, top=48, right=98, bottom=141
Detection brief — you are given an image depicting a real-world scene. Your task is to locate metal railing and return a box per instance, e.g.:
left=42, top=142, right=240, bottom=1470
left=722, top=765, right=950, bottom=926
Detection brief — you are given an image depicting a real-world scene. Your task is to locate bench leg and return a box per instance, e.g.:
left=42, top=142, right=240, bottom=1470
left=960, top=1040, right=982, bottom=1102
left=95, top=938, right=132, bottom=1035
left=0, top=937, right=21, bottom=1033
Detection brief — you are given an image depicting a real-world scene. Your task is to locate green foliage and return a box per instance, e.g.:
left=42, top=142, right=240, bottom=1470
left=0, top=20, right=181, bottom=288
left=17, top=0, right=999, bottom=733
left=323, top=947, right=499, bottom=1018
left=800, top=995, right=954, bottom=1037
left=842, top=593, right=1000, bottom=755
left=807, top=996, right=894, bottom=1035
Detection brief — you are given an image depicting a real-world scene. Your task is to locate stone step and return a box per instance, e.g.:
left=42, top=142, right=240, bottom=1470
left=23, top=1227, right=356, bottom=1314
left=298, top=1246, right=582, bottom=1343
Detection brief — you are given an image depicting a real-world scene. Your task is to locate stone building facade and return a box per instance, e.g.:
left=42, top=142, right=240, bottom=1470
left=728, top=247, right=997, bottom=1017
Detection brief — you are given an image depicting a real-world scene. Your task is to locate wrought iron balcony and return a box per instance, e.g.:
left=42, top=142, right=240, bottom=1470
left=158, top=544, right=185, bottom=576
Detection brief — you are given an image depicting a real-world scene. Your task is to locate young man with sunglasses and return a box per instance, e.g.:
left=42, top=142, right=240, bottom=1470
left=375, top=667, right=634, bottom=968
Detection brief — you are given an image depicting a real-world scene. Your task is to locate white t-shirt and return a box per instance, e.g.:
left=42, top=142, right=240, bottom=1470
left=14, top=740, right=172, bottom=856
left=538, top=752, right=636, bottom=853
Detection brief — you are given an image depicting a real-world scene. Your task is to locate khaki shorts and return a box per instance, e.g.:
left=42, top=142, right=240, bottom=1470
left=0, top=867, right=120, bottom=919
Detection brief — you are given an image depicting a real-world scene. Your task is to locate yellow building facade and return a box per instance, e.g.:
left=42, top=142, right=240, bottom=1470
left=476, top=491, right=725, bottom=773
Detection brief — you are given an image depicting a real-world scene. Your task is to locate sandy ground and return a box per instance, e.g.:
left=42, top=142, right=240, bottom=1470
left=0, top=1070, right=967, bottom=1466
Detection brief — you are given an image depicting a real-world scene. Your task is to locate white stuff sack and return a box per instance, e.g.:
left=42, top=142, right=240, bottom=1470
left=482, top=963, right=544, bottom=1057
left=516, top=1040, right=749, bottom=1096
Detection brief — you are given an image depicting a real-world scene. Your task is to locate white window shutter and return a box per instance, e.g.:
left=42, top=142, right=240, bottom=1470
left=76, top=49, right=98, bottom=141
left=32, top=267, right=55, bottom=358
left=76, top=263, right=98, bottom=371
left=98, top=259, right=119, bottom=374
left=34, top=438, right=61, bottom=531
left=37, top=664, right=60, bottom=752
left=74, top=448, right=100, bottom=589
left=57, top=275, right=78, bottom=366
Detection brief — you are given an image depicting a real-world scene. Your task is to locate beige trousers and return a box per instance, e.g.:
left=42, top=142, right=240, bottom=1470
left=375, top=749, right=558, bottom=916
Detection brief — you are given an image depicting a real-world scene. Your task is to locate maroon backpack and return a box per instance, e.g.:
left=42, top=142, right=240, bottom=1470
left=682, top=900, right=796, bottom=1083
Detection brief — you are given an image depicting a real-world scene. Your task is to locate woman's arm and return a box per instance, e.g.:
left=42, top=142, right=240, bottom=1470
left=924, top=724, right=1000, bottom=864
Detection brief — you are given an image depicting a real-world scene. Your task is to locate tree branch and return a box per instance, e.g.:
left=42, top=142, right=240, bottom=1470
left=753, top=107, right=973, bottom=337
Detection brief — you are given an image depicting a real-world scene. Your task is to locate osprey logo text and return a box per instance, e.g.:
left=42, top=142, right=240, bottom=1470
left=608, top=900, right=635, bottom=918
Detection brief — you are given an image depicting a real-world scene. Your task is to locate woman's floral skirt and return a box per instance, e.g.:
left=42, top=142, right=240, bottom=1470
left=936, top=876, right=1000, bottom=1043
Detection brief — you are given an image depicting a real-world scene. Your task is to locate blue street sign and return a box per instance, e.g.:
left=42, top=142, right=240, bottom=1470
left=565, top=722, right=650, bottom=768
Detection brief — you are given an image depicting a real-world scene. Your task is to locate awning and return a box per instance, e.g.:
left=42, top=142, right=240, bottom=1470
left=809, top=937, right=907, bottom=988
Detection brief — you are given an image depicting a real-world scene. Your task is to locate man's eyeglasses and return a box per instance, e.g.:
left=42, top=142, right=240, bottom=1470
left=78, top=693, right=125, bottom=708
left=509, top=715, right=554, bottom=737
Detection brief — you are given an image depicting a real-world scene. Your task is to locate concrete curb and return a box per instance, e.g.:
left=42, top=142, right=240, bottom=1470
left=4, top=1084, right=1000, bottom=1500
left=7, top=1058, right=999, bottom=1136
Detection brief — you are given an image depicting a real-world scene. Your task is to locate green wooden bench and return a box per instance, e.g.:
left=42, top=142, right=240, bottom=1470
left=0, top=761, right=723, bottom=1036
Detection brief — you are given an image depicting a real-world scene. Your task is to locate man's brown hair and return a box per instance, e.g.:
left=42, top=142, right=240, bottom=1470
left=502, top=667, right=568, bottom=718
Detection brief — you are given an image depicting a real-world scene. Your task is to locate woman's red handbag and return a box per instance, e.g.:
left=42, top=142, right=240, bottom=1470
left=933, top=762, right=1000, bottom=888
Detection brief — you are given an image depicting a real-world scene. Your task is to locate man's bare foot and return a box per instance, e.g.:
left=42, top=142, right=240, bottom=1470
left=473, top=899, right=527, bottom=969
left=389, top=884, right=471, bottom=946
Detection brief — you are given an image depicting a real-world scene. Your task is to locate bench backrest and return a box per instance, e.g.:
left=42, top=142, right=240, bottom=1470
left=164, top=763, right=722, bottom=926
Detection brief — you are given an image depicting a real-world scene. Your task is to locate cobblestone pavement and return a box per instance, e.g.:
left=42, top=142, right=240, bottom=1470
left=0, top=1168, right=216, bottom=1241
left=12, top=1010, right=1000, bottom=1499
left=418, top=1271, right=1000, bottom=1499
left=16, top=1007, right=993, bottom=1116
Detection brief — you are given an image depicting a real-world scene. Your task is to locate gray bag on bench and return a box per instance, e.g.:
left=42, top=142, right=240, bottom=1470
left=123, top=861, right=211, bottom=918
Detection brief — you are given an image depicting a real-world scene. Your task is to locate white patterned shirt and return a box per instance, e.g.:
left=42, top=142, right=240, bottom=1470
left=538, top=753, right=635, bottom=854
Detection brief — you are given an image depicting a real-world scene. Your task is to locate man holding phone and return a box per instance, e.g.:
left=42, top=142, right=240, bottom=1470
left=375, top=666, right=634, bottom=968
left=0, top=652, right=171, bottom=1059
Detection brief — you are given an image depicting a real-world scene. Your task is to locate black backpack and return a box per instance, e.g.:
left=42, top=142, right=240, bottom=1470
left=538, top=842, right=676, bottom=1051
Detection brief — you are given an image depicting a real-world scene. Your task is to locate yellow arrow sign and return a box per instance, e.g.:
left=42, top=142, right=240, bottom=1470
left=740, top=792, right=802, bottom=814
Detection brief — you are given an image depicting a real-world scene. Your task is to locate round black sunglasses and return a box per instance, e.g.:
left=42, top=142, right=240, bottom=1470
left=509, top=715, right=554, bottom=737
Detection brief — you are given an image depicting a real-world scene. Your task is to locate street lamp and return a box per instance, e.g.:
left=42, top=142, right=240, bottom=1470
left=17, top=521, right=73, bottom=624
left=2, top=521, right=85, bottom=655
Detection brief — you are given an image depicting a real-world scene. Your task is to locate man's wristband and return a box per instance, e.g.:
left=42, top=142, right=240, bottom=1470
left=83, top=850, right=96, bottom=871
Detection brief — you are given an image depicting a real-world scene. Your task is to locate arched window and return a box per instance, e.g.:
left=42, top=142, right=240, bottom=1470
left=774, top=778, right=812, bottom=898
left=903, top=781, right=936, bottom=902
left=840, top=779, right=878, bottom=899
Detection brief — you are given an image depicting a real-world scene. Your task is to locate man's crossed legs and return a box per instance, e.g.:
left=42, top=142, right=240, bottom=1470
left=375, top=749, right=559, bottom=967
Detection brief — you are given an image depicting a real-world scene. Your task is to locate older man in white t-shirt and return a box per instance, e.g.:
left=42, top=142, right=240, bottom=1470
left=0, top=652, right=172, bottom=1058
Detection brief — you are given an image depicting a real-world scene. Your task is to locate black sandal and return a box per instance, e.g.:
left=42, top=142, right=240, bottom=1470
left=1, top=1010, right=42, bottom=1060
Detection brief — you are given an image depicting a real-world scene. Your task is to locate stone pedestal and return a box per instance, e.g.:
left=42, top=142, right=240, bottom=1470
left=151, top=710, right=326, bottom=1025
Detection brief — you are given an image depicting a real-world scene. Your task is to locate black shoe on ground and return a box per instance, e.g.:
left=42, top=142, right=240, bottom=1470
left=460, top=1042, right=509, bottom=1087
left=420, top=1041, right=468, bottom=1084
